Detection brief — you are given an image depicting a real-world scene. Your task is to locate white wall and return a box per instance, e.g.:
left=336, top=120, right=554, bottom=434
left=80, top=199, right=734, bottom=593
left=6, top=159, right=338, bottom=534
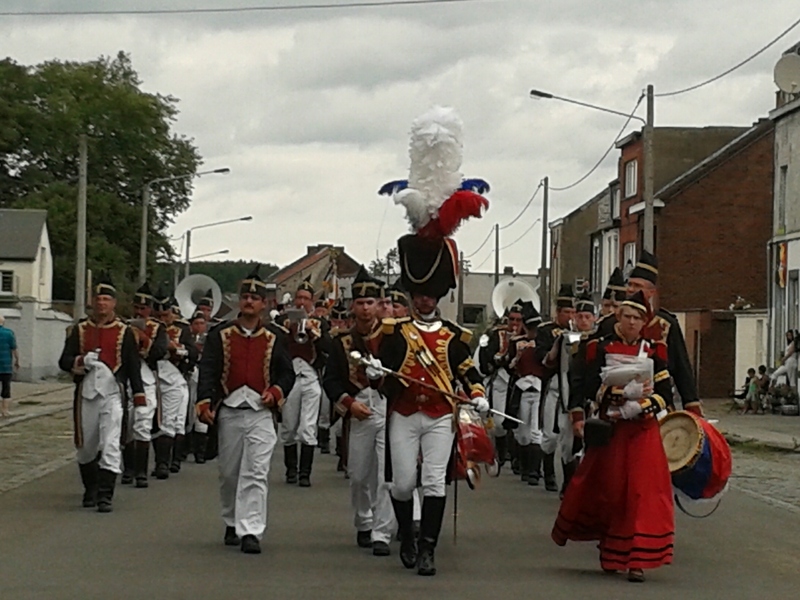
left=439, top=272, right=540, bottom=325
left=774, top=101, right=800, bottom=234
left=0, top=224, right=52, bottom=303
left=0, top=299, right=71, bottom=381
left=735, top=311, right=769, bottom=389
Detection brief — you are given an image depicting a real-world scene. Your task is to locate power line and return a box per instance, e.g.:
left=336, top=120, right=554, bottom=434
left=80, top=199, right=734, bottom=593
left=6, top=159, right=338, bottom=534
left=472, top=248, right=494, bottom=271
left=500, top=218, right=540, bottom=250
left=499, top=181, right=543, bottom=230
left=656, top=15, right=800, bottom=98
left=464, top=226, right=494, bottom=258
left=550, top=93, right=644, bottom=192
left=0, top=0, right=482, bottom=17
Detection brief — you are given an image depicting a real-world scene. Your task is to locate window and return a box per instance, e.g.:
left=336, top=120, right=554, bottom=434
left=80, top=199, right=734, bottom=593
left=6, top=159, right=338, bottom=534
left=789, top=270, right=799, bottom=333
left=778, top=165, right=788, bottom=232
left=591, top=237, right=602, bottom=293
left=624, top=160, right=638, bottom=198
left=39, top=247, right=46, bottom=283
left=0, top=271, right=13, bottom=293
left=623, top=242, right=636, bottom=278
left=462, top=304, right=486, bottom=326
left=612, top=188, right=621, bottom=219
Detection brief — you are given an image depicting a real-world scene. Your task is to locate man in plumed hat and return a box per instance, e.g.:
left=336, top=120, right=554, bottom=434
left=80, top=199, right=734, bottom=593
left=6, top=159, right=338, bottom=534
left=324, top=265, right=396, bottom=556
left=375, top=105, right=491, bottom=576
left=537, top=284, right=577, bottom=492
left=279, top=277, right=332, bottom=487
left=153, top=292, right=198, bottom=478
left=625, top=251, right=703, bottom=416
left=197, top=266, right=295, bottom=554
left=121, top=282, right=168, bottom=488
left=59, top=274, right=146, bottom=512
left=503, top=301, right=547, bottom=484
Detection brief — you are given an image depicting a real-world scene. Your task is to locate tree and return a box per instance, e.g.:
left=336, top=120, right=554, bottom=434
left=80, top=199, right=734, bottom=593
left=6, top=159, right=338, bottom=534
left=0, top=52, right=201, bottom=300
left=368, top=247, right=399, bottom=279
left=151, top=260, right=279, bottom=295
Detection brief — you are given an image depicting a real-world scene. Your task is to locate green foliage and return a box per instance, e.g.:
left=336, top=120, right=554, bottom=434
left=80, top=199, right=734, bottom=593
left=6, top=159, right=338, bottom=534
left=0, top=52, right=201, bottom=300
left=151, top=260, right=279, bottom=294
left=368, top=247, right=399, bottom=279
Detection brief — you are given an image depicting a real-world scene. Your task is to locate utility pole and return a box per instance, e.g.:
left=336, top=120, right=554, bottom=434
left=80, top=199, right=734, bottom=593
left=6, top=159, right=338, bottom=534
left=643, top=84, right=655, bottom=253
left=74, top=135, right=87, bottom=321
left=184, top=229, right=192, bottom=279
left=493, top=224, right=500, bottom=286
left=457, top=251, right=465, bottom=324
left=540, top=176, right=550, bottom=312
left=138, top=184, right=150, bottom=284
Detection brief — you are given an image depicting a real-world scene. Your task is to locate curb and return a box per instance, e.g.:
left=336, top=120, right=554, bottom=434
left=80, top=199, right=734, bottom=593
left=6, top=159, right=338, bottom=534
left=0, top=401, right=72, bottom=430
left=723, top=432, right=800, bottom=453
left=14, top=383, right=73, bottom=401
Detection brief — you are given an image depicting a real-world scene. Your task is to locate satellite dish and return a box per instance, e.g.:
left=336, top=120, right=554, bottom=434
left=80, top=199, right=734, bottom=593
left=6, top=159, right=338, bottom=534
left=774, top=54, right=800, bottom=94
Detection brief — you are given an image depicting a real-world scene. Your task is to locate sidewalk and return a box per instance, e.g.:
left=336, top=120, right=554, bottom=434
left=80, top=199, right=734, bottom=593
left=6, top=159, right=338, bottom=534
left=704, top=397, right=800, bottom=452
left=0, top=379, right=73, bottom=429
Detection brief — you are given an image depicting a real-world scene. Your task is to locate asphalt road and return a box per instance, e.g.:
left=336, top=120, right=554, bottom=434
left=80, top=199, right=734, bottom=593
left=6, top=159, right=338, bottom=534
left=1, top=452, right=798, bottom=600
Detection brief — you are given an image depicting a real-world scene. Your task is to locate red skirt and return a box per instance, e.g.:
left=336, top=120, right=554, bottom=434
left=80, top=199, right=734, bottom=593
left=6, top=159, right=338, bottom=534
left=551, top=419, right=675, bottom=571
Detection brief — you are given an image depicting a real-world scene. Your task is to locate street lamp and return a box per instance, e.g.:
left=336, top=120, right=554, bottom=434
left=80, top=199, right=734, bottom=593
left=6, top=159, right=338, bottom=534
left=530, top=86, right=656, bottom=253
left=184, top=216, right=252, bottom=278
left=190, top=249, right=230, bottom=260
left=138, top=167, right=231, bottom=284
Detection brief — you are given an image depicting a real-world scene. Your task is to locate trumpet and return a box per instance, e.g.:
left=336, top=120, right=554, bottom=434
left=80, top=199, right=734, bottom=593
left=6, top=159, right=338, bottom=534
left=285, top=308, right=311, bottom=344
left=295, top=319, right=309, bottom=344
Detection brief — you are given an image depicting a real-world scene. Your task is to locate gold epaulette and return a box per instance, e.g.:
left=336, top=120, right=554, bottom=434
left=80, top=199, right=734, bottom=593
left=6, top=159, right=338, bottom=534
left=447, top=321, right=473, bottom=344
left=380, top=316, right=410, bottom=335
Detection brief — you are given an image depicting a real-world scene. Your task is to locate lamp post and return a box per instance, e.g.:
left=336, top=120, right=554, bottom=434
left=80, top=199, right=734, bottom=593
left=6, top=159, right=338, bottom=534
left=139, top=167, right=230, bottom=284
left=172, top=249, right=230, bottom=289
left=530, top=88, right=655, bottom=252
left=184, top=216, right=252, bottom=278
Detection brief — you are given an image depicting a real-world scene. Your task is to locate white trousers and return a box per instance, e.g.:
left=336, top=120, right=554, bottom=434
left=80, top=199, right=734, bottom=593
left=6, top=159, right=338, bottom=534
left=218, top=408, right=277, bottom=539
left=347, top=390, right=396, bottom=544
left=280, top=358, right=321, bottom=446
left=77, top=391, right=123, bottom=473
left=513, top=388, right=542, bottom=446
left=127, top=379, right=157, bottom=443
left=318, top=389, right=331, bottom=430
left=541, top=384, right=574, bottom=458
left=158, top=377, right=189, bottom=438
left=772, top=355, right=798, bottom=389
left=490, top=376, right=508, bottom=436
left=389, top=412, right=454, bottom=500
left=187, top=368, right=208, bottom=434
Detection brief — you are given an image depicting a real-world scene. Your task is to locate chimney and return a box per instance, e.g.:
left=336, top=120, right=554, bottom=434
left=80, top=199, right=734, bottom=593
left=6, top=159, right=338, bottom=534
left=503, top=266, right=515, bottom=275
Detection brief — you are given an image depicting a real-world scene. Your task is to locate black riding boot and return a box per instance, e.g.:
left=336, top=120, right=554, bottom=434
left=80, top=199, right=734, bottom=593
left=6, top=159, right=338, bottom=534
left=560, top=460, right=577, bottom=499
left=298, top=444, right=315, bottom=487
left=318, top=427, right=330, bottom=454
left=417, top=496, right=447, bottom=576
left=134, top=440, right=150, bottom=488
left=284, top=444, right=298, bottom=484
left=495, top=435, right=508, bottom=467
left=96, top=469, right=117, bottom=513
left=509, top=436, right=520, bottom=475
left=194, top=432, right=208, bottom=464
left=155, top=436, right=172, bottom=480
left=392, top=497, right=417, bottom=568
left=121, top=444, right=134, bottom=484
left=78, top=458, right=99, bottom=508
left=170, top=434, right=185, bottom=473
left=518, top=444, right=531, bottom=483
left=528, top=444, right=543, bottom=486
left=543, top=452, right=558, bottom=492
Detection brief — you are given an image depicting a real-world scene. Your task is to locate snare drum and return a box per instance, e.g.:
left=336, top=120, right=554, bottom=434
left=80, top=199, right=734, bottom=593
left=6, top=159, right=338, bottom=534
left=659, top=410, right=732, bottom=501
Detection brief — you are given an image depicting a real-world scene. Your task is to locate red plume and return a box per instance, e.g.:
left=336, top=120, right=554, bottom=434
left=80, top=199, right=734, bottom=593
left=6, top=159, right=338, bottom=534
left=418, top=190, right=489, bottom=238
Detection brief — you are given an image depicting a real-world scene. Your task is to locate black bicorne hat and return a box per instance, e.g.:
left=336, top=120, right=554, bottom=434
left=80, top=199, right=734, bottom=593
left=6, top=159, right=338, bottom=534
left=397, top=234, right=458, bottom=300
left=520, top=300, right=542, bottom=327
left=628, top=250, right=658, bottom=285
left=240, top=264, right=268, bottom=299
left=622, top=290, right=649, bottom=315
left=602, top=267, right=627, bottom=301
left=297, top=275, right=315, bottom=295
left=197, top=289, right=214, bottom=308
left=190, top=310, right=206, bottom=323
left=330, top=302, right=349, bottom=320
left=556, top=284, right=576, bottom=309
left=133, top=281, right=153, bottom=306
left=575, top=292, right=595, bottom=315
left=388, top=281, right=409, bottom=306
left=508, top=298, right=525, bottom=315
left=351, top=265, right=384, bottom=300
left=94, top=272, right=117, bottom=298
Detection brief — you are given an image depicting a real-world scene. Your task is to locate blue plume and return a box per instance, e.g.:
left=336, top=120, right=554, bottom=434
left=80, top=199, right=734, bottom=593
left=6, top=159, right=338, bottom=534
left=378, top=180, right=408, bottom=196
left=460, top=178, right=490, bottom=194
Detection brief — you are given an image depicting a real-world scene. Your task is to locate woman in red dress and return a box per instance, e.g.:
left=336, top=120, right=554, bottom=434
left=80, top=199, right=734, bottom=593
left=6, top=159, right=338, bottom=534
left=552, top=291, right=674, bottom=583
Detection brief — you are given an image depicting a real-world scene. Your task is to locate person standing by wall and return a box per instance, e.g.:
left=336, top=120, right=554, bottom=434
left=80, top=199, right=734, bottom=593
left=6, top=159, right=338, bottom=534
left=0, top=315, right=19, bottom=418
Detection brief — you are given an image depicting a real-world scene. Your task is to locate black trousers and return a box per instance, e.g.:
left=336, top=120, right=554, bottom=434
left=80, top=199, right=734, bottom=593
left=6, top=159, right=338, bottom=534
left=0, top=373, right=11, bottom=399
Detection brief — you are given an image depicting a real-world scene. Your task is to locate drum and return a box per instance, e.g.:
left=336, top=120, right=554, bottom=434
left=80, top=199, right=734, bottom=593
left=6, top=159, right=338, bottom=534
left=659, top=410, right=732, bottom=500
left=454, top=407, right=497, bottom=489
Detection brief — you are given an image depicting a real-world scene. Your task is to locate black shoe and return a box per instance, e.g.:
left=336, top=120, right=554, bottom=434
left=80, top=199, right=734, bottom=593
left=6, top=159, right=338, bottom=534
left=284, top=444, right=298, bottom=484
left=121, top=444, right=134, bottom=484
left=134, top=440, right=149, bottom=488
left=357, top=530, right=372, bottom=548
left=121, top=471, right=134, bottom=485
left=416, top=540, right=436, bottom=576
left=298, top=475, right=311, bottom=487
left=170, top=435, right=184, bottom=473
left=543, top=452, right=558, bottom=492
left=224, top=526, right=240, bottom=546
left=82, top=489, right=97, bottom=508
left=241, top=535, right=261, bottom=554
left=154, top=436, right=172, bottom=480
left=529, top=444, right=544, bottom=486
left=298, top=444, right=315, bottom=487
left=318, top=428, right=330, bottom=454
left=96, top=469, right=116, bottom=513
left=372, top=541, right=390, bottom=556
left=79, top=459, right=99, bottom=508
left=400, top=538, right=418, bottom=569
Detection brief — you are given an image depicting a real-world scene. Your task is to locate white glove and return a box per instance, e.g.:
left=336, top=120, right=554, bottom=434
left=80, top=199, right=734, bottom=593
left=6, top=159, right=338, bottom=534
left=83, top=351, right=101, bottom=370
left=365, top=357, right=384, bottom=381
left=622, top=379, right=646, bottom=401
left=617, top=400, right=643, bottom=420
left=472, top=396, right=490, bottom=415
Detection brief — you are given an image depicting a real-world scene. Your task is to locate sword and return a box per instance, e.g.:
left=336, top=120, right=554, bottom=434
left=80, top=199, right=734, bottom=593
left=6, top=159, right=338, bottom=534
left=348, top=351, right=523, bottom=425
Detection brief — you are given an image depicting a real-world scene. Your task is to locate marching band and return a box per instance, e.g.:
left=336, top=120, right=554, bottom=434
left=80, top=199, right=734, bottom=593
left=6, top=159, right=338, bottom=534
left=56, top=106, right=726, bottom=584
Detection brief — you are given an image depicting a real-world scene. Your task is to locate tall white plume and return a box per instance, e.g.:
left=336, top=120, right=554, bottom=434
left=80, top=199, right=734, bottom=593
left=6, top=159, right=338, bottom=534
left=394, top=106, right=464, bottom=232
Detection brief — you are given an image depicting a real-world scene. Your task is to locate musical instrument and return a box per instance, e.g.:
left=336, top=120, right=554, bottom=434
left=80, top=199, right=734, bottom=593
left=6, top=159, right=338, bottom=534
left=285, top=308, right=311, bottom=344
left=490, top=277, right=539, bottom=318
left=660, top=410, right=732, bottom=501
left=454, top=405, right=497, bottom=489
left=175, top=274, right=222, bottom=319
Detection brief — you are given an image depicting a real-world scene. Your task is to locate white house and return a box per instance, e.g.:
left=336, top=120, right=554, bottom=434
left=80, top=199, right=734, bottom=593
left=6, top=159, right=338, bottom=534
left=0, top=209, right=53, bottom=304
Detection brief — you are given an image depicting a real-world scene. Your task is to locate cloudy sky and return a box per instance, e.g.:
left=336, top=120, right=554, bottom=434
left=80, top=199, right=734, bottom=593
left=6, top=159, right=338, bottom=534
left=2, top=0, right=798, bottom=274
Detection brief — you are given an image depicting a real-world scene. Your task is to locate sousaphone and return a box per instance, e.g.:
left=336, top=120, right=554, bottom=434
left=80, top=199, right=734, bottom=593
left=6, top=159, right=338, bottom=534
left=175, top=274, right=223, bottom=319
left=490, top=277, right=539, bottom=319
